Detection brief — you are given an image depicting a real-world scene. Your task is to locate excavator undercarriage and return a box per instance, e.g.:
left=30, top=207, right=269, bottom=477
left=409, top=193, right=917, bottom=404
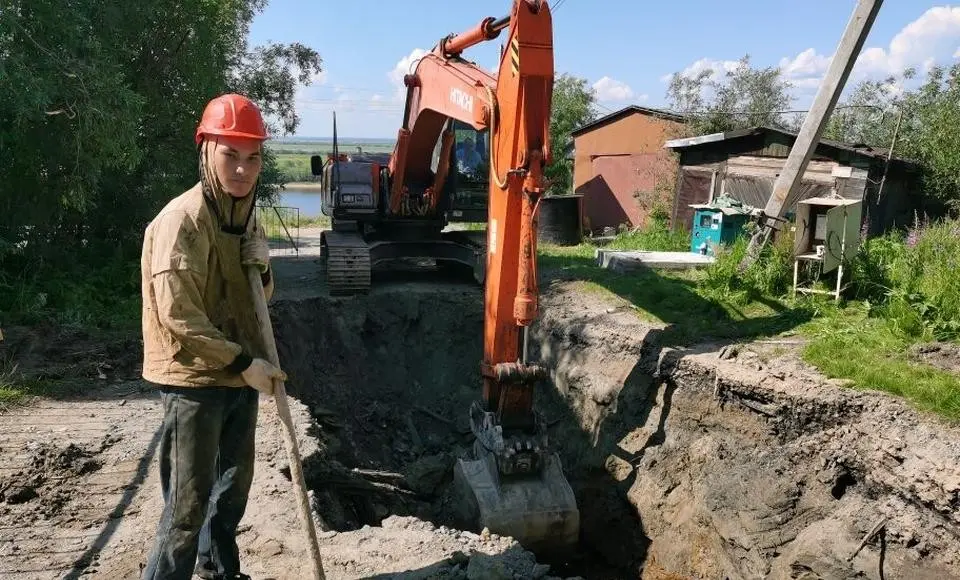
left=321, top=227, right=485, bottom=295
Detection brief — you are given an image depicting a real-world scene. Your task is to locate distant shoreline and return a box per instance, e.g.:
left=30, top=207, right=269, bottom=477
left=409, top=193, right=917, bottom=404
left=283, top=182, right=324, bottom=192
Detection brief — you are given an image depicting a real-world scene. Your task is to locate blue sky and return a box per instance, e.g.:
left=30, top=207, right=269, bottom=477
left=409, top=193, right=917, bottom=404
left=248, top=1, right=960, bottom=138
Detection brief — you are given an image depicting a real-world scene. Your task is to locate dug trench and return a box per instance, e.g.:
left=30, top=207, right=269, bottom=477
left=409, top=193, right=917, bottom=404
left=270, top=278, right=960, bottom=580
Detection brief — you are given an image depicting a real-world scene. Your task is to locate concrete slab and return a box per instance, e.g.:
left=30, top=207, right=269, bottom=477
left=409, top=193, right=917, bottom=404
left=595, top=249, right=715, bottom=273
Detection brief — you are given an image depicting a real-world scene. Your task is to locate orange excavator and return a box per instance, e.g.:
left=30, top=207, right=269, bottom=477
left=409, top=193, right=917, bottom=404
left=311, top=0, right=579, bottom=553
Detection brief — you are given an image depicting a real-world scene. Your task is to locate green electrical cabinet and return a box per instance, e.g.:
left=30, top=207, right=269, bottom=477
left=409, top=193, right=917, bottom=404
left=689, top=204, right=752, bottom=256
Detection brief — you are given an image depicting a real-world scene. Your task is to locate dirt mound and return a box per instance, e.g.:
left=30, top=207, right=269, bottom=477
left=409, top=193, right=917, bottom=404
left=910, top=341, right=960, bottom=375
left=0, top=437, right=116, bottom=520
left=0, top=324, right=142, bottom=392
left=531, top=288, right=960, bottom=580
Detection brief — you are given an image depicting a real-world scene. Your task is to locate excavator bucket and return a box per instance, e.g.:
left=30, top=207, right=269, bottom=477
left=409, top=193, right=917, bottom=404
left=453, top=449, right=579, bottom=553
left=451, top=403, right=579, bottom=554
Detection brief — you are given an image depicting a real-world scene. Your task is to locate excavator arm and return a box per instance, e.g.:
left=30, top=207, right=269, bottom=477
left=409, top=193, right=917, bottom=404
left=435, top=0, right=579, bottom=554
left=480, top=0, right=552, bottom=432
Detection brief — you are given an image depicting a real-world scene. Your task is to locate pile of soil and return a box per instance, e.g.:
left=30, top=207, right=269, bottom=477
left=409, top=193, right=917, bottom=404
left=910, top=342, right=960, bottom=375
left=0, top=438, right=114, bottom=520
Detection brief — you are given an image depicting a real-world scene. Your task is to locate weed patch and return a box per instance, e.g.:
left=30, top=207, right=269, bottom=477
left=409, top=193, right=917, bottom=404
left=540, top=216, right=960, bottom=422
left=0, top=258, right=140, bottom=330
left=801, top=305, right=960, bottom=421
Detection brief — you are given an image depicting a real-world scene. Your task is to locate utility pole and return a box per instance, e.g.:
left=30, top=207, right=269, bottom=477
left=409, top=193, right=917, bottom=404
left=740, top=0, right=884, bottom=270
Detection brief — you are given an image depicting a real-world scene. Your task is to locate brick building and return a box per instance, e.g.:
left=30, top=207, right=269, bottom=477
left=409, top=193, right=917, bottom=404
left=571, top=106, right=687, bottom=233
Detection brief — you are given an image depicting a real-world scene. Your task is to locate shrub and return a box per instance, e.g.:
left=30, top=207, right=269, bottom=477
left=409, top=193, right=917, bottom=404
left=699, top=229, right=795, bottom=304
left=885, top=218, right=960, bottom=341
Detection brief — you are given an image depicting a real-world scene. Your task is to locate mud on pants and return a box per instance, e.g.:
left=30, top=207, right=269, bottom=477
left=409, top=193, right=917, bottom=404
left=141, top=384, right=259, bottom=580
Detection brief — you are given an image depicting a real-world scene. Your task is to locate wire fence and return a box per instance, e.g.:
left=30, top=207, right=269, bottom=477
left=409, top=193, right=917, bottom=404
left=256, top=205, right=300, bottom=256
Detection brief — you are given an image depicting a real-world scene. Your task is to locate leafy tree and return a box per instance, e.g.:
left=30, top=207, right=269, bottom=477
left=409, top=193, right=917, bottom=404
left=823, top=72, right=910, bottom=147
left=0, top=0, right=322, bottom=262
left=665, top=55, right=794, bottom=135
left=895, top=63, right=960, bottom=211
left=545, top=73, right=597, bottom=195
left=825, top=64, right=960, bottom=212
left=0, top=0, right=321, bottom=324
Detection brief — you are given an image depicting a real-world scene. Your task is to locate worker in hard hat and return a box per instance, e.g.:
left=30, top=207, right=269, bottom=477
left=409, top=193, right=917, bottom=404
left=140, top=93, right=286, bottom=580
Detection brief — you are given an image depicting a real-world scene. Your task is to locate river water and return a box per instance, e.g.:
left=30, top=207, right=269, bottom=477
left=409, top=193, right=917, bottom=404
left=276, top=189, right=323, bottom=218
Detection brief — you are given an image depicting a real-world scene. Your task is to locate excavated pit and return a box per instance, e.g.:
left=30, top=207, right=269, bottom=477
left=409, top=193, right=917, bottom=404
left=271, top=280, right=960, bottom=580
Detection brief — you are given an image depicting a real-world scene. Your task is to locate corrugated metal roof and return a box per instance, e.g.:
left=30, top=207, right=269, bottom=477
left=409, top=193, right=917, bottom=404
left=663, top=125, right=917, bottom=165
left=571, top=105, right=686, bottom=137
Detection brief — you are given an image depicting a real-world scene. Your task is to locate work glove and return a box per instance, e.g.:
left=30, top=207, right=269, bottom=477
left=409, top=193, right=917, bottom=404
left=241, top=358, right=287, bottom=396
left=241, top=225, right=270, bottom=273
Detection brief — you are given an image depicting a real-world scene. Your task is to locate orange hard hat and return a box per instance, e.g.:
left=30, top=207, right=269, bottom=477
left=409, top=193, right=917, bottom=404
left=194, top=93, right=268, bottom=145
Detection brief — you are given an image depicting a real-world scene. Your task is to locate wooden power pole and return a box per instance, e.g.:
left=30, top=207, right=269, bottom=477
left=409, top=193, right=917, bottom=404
left=740, top=0, right=884, bottom=270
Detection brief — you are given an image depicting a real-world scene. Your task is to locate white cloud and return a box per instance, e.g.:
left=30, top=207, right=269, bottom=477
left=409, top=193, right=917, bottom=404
left=668, top=6, right=960, bottom=106
left=592, top=76, right=635, bottom=101
left=667, top=58, right=743, bottom=84
left=388, top=48, right=429, bottom=101
left=779, top=48, right=831, bottom=79
left=857, top=6, right=960, bottom=75
left=779, top=6, right=960, bottom=89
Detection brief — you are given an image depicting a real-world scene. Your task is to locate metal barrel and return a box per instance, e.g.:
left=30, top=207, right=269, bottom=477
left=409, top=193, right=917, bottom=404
left=537, top=194, right=582, bottom=246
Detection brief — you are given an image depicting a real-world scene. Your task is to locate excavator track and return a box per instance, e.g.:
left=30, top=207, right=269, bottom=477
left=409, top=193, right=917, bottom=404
left=322, top=230, right=371, bottom=295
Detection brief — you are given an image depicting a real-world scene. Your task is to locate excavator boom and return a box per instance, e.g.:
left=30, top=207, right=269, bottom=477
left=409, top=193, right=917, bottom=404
left=448, top=0, right=580, bottom=554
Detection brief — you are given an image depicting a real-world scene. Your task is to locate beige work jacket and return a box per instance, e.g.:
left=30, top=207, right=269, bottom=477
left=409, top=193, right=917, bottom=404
left=140, top=182, right=273, bottom=387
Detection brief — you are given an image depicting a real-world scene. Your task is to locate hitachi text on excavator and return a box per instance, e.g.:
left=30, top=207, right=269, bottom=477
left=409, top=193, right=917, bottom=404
left=310, top=0, right=580, bottom=554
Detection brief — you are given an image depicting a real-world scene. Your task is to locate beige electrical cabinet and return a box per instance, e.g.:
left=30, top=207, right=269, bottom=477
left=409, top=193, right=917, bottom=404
left=792, top=196, right=863, bottom=301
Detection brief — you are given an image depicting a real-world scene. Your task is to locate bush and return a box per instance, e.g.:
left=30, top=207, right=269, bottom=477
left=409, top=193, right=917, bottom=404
left=0, top=255, right=140, bottom=330
left=606, top=206, right=690, bottom=252
left=699, top=230, right=795, bottom=304
left=886, top=218, right=960, bottom=341
left=848, top=231, right=907, bottom=304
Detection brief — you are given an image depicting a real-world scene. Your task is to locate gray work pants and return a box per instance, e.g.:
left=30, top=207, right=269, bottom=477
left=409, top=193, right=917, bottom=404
left=141, top=384, right=259, bottom=580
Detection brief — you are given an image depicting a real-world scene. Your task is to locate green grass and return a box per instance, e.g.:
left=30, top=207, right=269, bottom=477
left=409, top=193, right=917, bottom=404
left=538, top=217, right=960, bottom=422
left=800, top=305, right=960, bottom=420
left=269, top=140, right=395, bottom=183
left=538, top=239, right=813, bottom=346
left=267, top=139, right=394, bottom=156
left=454, top=222, right=487, bottom=231
left=601, top=223, right=690, bottom=253
left=300, top=214, right=331, bottom=227
left=274, top=153, right=315, bottom=182
left=0, top=258, right=140, bottom=330
left=0, top=373, right=57, bottom=407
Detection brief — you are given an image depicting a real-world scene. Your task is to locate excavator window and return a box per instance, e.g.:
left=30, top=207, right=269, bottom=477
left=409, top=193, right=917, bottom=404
left=452, top=123, right=489, bottom=184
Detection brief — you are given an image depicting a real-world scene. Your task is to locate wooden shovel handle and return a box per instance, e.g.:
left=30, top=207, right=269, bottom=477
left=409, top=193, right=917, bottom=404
left=246, top=267, right=327, bottom=580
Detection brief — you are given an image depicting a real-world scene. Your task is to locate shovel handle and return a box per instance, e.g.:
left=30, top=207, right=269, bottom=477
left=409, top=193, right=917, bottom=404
left=246, top=267, right=327, bottom=580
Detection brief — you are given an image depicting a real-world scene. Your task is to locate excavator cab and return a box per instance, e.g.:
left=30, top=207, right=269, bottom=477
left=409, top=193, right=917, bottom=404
left=441, top=119, right=490, bottom=223
left=309, top=115, right=488, bottom=294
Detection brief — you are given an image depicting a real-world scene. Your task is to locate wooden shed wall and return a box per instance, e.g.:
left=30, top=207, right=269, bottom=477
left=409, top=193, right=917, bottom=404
left=671, top=152, right=871, bottom=230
